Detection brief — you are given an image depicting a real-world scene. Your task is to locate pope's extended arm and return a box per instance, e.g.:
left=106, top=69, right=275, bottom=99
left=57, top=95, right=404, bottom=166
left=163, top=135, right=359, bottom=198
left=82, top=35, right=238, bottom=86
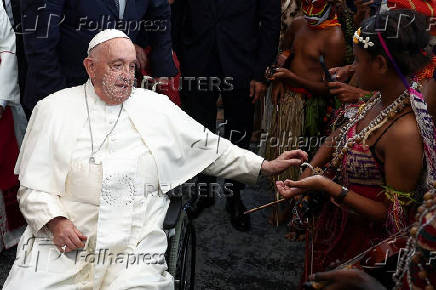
left=202, top=142, right=264, bottom=184
left=202, top=137, right=308, bottom=184
left=17, top=186, right=68, bottom=234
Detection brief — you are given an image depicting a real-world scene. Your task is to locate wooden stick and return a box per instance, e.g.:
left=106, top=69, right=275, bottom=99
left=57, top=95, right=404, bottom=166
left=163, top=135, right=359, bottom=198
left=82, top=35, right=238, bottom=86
left=244, top=198, right=287, bottom=215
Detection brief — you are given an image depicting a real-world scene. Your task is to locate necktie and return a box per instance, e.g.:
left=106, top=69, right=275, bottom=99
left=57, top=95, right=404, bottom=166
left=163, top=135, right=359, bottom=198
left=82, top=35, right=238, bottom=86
left=114, top=0, right=120, bottom=14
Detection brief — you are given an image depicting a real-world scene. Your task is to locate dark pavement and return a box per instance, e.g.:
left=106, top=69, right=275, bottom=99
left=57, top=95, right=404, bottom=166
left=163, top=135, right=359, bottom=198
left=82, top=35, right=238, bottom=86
left=194, top=176, right=305, bottom=290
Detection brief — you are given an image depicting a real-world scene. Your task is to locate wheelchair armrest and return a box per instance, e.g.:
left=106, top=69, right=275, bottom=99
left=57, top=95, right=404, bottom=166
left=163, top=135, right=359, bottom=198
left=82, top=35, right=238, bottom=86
left=163, top=197, right=182, bottom=230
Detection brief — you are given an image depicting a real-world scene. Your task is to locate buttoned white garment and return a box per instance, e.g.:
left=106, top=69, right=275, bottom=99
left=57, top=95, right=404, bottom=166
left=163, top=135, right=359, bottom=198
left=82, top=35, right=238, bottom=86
left=5, top=81, right=264, bottom=289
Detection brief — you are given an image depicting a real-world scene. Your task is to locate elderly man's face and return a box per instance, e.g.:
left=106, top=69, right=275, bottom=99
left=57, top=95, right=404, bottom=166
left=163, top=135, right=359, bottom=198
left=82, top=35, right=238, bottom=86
left=86, top=38, right=136, bottom=105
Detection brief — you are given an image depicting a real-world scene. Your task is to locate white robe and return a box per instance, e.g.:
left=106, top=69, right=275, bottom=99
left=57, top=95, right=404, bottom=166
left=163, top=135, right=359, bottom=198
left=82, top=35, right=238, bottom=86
left=3, top=81, right=264, bottom=289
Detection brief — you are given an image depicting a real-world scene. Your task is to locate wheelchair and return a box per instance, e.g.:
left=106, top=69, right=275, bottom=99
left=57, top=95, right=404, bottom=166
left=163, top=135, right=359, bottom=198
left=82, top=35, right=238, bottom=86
left=163, top=195, right=196, bottom=290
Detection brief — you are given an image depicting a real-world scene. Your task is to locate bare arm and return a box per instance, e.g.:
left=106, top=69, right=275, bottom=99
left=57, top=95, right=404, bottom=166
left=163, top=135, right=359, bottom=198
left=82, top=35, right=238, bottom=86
left=299, top=129, right=339, bottom=179
left=279, top=114, right=423, bottom=221
left=280, top=175, right=389, bottom=220
left=382, top=115, right=424, bottom=194
left=280, top=17, right=304, bottom=51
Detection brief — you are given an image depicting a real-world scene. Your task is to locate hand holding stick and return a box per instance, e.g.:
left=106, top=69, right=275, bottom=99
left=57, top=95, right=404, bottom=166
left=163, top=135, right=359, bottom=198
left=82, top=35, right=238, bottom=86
left=244, top=163, right=324, bottom=215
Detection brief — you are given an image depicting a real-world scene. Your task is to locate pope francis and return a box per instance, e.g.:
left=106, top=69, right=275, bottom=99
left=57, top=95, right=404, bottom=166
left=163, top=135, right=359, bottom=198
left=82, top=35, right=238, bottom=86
left=3, top=29, right=307, bottom=290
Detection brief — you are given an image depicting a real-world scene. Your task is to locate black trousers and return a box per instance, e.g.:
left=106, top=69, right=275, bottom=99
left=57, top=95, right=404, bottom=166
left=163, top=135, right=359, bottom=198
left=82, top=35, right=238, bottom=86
left=181, top=78, right=254, bottom=200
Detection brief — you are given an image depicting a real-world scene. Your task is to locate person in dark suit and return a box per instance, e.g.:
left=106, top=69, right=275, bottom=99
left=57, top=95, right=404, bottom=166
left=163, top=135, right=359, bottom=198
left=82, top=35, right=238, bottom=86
left=20, top=0, right=177, bottom=116
left=173, top=0, right=281, bottom=231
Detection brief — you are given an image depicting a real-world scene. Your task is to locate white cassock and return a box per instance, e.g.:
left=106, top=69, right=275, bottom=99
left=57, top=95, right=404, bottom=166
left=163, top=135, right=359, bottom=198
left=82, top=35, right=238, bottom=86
left=3, top=80, right=264, bottom=290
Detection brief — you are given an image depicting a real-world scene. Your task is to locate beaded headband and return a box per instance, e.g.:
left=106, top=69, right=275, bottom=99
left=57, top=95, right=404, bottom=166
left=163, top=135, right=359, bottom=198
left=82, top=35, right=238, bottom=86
left=353, top=28, right=375, bottom=49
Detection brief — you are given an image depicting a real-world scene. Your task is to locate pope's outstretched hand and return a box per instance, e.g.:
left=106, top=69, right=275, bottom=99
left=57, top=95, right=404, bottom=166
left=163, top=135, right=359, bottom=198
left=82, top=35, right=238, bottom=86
left=47, top=217, right=87, bottom=253
left=260, top=149, right=308, bottom=177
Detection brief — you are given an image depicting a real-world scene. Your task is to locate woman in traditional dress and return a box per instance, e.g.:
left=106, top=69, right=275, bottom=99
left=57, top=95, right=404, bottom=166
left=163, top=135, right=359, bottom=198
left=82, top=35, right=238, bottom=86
left=276, top=9, right=433, bottom=279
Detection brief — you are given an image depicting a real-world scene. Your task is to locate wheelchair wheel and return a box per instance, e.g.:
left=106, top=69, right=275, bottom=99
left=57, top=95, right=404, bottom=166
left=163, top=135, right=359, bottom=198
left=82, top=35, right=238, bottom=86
left=167, top=209, right=196, bottom=290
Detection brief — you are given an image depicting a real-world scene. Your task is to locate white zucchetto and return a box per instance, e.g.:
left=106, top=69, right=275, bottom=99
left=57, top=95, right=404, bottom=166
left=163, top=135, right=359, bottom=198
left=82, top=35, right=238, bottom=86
left=87, top=29, right=130, bottom=54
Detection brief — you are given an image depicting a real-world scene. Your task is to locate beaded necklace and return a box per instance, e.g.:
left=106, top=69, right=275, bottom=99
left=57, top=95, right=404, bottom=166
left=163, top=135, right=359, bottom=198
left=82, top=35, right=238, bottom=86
left=330, top=87, right=411, bottom=169
left=392, top=186, right=436, bottom=290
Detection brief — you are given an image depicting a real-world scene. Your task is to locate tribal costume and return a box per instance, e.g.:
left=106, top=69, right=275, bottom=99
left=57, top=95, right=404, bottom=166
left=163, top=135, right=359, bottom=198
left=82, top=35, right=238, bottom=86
left=262, top=0, right=301, bottom=143
left=301, top=0, right=341, bottom=138
left=307, top=107, right=415, bottom=271
left=301, top=0, right=340, bottom=29
left=391, top=3, right=436, bottom=282
left=305, top=89, right=428, bottom=279
left=265, top=0, right=340, bottom=161
left=265, top=88, right=305, bottom=181
left=264, top=0, right=341, bottom=227
left=304, top=21, right=436, bottom=281
left=387, top=0, right=435, bottom=17
left=394, top=87, right=436, bottom=290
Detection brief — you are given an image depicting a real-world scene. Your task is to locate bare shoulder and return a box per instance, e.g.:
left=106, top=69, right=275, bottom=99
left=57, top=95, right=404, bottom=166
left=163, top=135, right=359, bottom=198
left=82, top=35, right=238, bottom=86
left=385, top=112, right=422, bottom=146
left=324, top=26, right=345, bottom=46
left=291, top=16, right=307, bottom=32
left=322, top=26, right=346, bottom=65
left=382, top=111, right=423, bottom=191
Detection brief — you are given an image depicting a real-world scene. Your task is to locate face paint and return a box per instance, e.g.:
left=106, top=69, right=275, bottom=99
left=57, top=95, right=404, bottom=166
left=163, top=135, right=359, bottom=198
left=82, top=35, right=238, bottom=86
left=302, top=0, right=341, bottom=30
left=302, top=0, right=332, bottom=26
left=101, top=68, right=135, bottom=104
